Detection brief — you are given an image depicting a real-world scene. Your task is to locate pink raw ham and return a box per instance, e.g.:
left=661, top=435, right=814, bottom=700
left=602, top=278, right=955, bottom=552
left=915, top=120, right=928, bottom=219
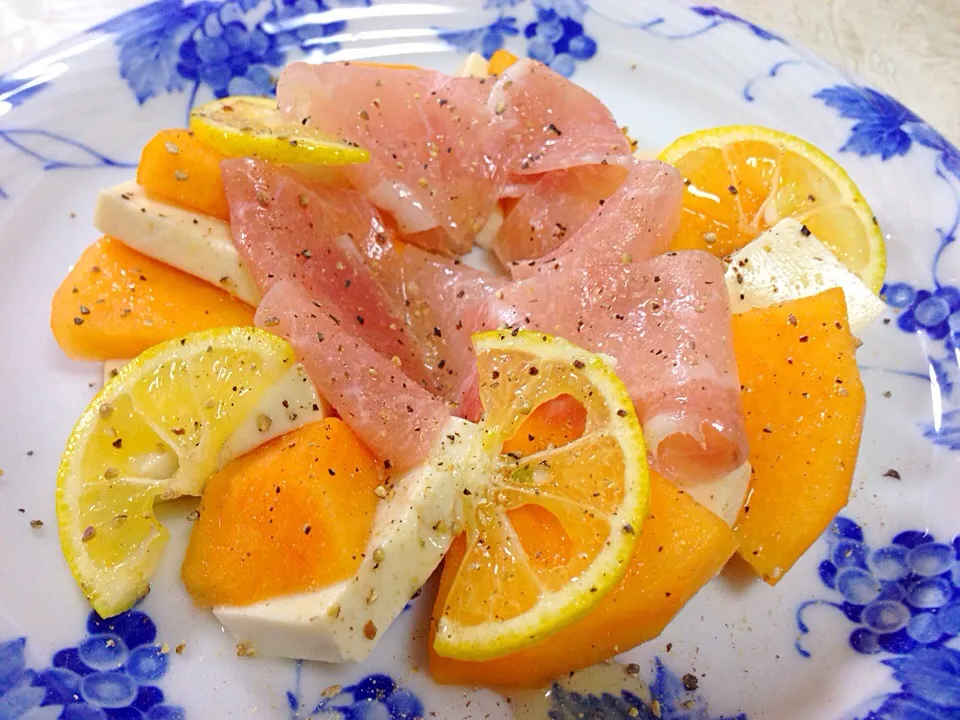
left=223, top=158, right=436, bottom=392
left=256, top=280, right=447, bottom=471
left=511, top=160, right=682, bottom=280
left=353, top=231, right=505, bottom=417
left=277, top=62, right=503, bottom=257
left=485, top=251, right=747, bottom=482
left=493, top=58, right=633, bottom=176
left=492, top=163, right=628, bottom=265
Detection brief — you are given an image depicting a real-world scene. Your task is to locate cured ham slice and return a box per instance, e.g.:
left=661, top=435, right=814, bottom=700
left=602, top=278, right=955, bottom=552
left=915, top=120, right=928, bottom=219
left=485, top=251, right=747, bottom=482
left=492, top=164, right=628, bottom=265
left=276, top=59, right=636, bottom=258
left=511, top=160, right=682, bottom=280
left=277, top=62, right=502, bottom=257
left=222, top=158, right=436, bottom=391
left=255, top=280, right=447, bottom=471
left=492, top=58, right=634, bottom=176
left=353, top=230, right=505, bottom=416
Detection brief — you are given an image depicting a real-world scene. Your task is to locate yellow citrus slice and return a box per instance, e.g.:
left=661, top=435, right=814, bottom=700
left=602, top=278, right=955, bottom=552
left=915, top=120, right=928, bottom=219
left=189, top=95, right=370, bottom=166
left=432, top=330, right=650, bottom=661
left=56, top=326, right=296, bottom=618
left=658, top=125, right=886, bottom=293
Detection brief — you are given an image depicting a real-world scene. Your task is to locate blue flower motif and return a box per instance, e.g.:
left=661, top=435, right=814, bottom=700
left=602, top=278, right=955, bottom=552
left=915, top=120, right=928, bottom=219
left=818, top=83, right=960, bottom=454
left=435, top=0, right=597, bottom=76
left=0, top=638, right=45, bottom=719
left=0, top=610, right=183, bottom=720
left=883, top=282, right=960, bottom=346
left=798, top=517, right=960, bottom=719
left=286, top=668, right=424, bottom=719
left=178, top=2, right=286, bottom=100
left=647, top=659, right=747, bottom=720
left=801, top=518, right=960, bottom=657
left=909, top=123, right=960, bottom=180
left=885, top=647, right=960, bottom=709
left=262, top=0, right=371, bottom=56
left=548, top=684, right=652, bottom=719
left=815, top=83, right=960, bottom=183
left=689, top=6, right=783, bottom=42
left=545, top=659, right=745, bottom=720
left=523, top=3, right=598, bottom=76
left=815, top=85, right=920, bottom=160
left=91, top=0, right=220, bottom=103
left=923, top=408, right=960, bottom=452
left=438, top=16, right=521, bottom=59
left=89, top=0, right=297, bottom=108
left=0, top=75, right=48, bottom=112
left=534, top=0, right=587, bottom=22
left=879, top=280, right=960, bottom=437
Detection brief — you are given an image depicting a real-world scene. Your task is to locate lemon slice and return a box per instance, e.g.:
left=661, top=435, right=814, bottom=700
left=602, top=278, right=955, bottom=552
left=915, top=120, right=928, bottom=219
left=57, top=327, right=296, bottom=617
left=189, top=96, right=370, bottom=166
left=433, top=330, right=650, bottom=661
left=658, top=125, right=886, bottom=293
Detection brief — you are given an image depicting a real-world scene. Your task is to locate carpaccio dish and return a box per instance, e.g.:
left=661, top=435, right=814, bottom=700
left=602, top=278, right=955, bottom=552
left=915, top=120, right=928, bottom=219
left=49, top=50, right=883, bottom=688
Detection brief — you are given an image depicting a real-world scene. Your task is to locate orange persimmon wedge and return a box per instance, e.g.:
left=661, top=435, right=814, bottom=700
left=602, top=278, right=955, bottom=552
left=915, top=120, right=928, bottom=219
left=488, top=49, right=519, bottom=75
left=137, top=129, right=230, bottom=221
left=181, top=418, right=382, bottom=607
left=731, top=287, right=865, bottom=583
left=50, top=237, right=254, bottom=360
left=429, top=470, right=737, bottom=687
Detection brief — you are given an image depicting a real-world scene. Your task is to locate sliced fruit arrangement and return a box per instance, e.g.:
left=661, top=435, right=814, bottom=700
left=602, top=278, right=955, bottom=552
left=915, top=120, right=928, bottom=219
left=659, top=124, right=886, bottom=292
left=182, top=418, right=382, bottom=607
left=731, top=287, right=865, bottom=583
left=48, top=50, right=878, bottom=690
left=51, top=236, right=254, bottom=361
left=430, top=471, right=737, bottom=687
left=432, top=330, right=649, bottom=660
left=210, top=414, right=483, bottom=663
left=201, top=330, right=648, bottom=663
left=56, top=327, right=297, bottom=617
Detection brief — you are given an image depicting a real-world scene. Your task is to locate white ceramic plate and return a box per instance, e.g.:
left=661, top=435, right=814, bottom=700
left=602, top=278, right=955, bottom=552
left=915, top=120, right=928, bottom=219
left=1, top=1, right=958, bottom=718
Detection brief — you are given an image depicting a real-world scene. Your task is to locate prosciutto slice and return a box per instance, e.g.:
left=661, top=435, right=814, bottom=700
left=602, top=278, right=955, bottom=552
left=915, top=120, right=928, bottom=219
left=255, top=280, right=447, bottom=471
left=492, top=164, right=628, bottom=265
left=277, top=62, right=503, bottom=256
left=222, top=158, right=436, bottom=391
left=353, top=230, right=505, bottom=416
left=485, top=251, right=747, bottom=482
left=276, top=59, right=636, bottom=258
left=493, top=58, right=634, bottom=176
left=511, top=160, right=682, bottom=280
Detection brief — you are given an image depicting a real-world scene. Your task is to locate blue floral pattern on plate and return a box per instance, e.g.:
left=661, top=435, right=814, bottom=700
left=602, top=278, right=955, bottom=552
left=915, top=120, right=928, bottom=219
left=797, top=517, right=960, bottom=718
left=437, top=0, right=597, bottom=78
left=815, top=83, right=960, bottom=450
left=1, top=2, right=959, bottom=718
left=0, top=609, right=183, bottom=720
left=547, top=658, right=746, bottom=719
left=286, top=664, right=424, bottom=719
left=0, top=128, right=135, bottom=200
left=92, top=0, right=283, bottom=109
